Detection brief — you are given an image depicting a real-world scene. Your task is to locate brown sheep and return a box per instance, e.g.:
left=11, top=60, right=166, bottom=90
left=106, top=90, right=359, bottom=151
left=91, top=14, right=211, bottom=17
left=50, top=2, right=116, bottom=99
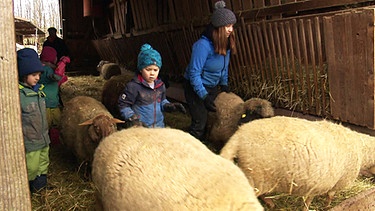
left=97, top=60, right=121, bottom=80
left=60, top=95, right=124, bottom=165
left=220, top=116, right=375, bottom=211
left=206, top=92, right=274, bottom=151
left=101, top=73, right=134, bottom=119
left=92, top=127, right=264, bottom=211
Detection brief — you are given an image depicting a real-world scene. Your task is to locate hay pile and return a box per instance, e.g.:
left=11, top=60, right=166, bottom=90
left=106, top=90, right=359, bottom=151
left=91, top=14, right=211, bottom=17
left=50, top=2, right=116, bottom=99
left=31, top=75, right=375, bottom=210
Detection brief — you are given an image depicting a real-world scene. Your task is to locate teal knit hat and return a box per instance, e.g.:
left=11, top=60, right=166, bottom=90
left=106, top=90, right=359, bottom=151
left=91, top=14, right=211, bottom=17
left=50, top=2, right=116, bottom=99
left=137, top=44, right=162, bottom=71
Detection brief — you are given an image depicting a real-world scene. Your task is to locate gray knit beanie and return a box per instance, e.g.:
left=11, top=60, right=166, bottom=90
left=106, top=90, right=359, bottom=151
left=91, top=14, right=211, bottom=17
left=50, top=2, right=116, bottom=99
left=211, top=1, right=237, bottom=28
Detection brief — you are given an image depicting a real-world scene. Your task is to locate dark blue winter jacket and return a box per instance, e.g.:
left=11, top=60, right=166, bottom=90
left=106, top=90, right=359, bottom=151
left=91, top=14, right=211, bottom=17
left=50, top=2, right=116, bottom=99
left=118, top=74, right=170, bottom=128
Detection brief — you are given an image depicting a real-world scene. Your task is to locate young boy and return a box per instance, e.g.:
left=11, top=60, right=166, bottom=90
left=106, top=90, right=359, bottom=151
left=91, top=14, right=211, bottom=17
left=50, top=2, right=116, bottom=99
left=17, top=48, right=50, bottom=192
left=118, top=43, right=186, bottom=128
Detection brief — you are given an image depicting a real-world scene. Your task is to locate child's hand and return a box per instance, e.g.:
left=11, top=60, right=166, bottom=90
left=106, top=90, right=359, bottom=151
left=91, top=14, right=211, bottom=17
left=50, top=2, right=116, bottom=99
left=128, top=114, right=144, bottom=127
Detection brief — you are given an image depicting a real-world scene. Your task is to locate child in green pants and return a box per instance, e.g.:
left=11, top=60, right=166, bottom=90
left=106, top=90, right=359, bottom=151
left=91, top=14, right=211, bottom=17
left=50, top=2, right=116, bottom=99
left=17, top=48, right=51, bottom=193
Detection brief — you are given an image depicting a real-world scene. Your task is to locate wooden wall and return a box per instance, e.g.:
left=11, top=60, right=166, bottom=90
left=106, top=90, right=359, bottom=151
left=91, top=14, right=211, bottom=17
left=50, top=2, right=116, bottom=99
left=324, top=9, right=375, bottom=128
left=64, top=0, right=375, bottom=128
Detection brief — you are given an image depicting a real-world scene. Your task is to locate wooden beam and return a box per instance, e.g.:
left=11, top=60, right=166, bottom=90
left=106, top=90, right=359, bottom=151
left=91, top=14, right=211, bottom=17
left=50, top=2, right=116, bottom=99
left=240, top=0, right=374, bottom=20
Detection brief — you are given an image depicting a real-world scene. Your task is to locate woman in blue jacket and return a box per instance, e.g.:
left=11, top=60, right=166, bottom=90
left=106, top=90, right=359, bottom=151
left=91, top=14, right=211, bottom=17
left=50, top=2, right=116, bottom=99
left=184, top=1, right=237, bottom=141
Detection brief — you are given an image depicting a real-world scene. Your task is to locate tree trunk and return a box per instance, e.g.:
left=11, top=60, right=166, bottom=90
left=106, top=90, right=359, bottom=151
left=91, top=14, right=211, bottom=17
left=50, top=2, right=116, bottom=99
left=0, top=0, right=32, bottom=210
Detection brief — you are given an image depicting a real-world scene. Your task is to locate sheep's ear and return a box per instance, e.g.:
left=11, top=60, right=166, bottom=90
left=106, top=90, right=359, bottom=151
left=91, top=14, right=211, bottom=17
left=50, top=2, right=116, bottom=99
left=111, top=118, right=125, bottom=124
left=78, top=118, right=94, bottom=126
left=370, top=166, right=375, bottom=175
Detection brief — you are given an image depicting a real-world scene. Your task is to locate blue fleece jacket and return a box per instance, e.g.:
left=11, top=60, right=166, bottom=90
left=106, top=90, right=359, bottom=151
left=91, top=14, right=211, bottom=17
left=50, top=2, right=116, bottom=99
left=184, top=35, right=230, bottom=99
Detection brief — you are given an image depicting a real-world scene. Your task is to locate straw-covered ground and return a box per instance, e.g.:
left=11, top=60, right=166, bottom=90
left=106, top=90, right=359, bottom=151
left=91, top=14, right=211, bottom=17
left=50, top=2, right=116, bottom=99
left=31, top=75, right=375, bottom=210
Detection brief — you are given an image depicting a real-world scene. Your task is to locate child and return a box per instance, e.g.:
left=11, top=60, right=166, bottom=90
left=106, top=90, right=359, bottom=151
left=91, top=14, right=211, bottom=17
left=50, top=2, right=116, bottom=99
left=39, top=46, right=63, bottom=145
left=118, top=43, right=186, bottom=128
left=17, top=48, right=50, bottom=192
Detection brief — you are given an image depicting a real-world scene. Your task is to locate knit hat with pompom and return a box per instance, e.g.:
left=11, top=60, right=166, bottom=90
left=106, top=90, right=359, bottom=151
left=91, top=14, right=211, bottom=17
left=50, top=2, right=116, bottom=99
left=210, top=1, right=237, bottom=28
left=137, top=43, right=162, bottom=71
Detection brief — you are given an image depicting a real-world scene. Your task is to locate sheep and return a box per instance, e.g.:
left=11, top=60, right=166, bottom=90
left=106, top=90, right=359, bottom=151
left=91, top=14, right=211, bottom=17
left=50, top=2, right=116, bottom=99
left=206, top=92, right=274, bottom=151
left=101, top=73, right=134, bottom=119
left=97, top=60, right=121, bottom=80
left=220, top=116, right=375, bottom=211
left=92, top=127, right=264, bottom=211
left=60, top=95, right=124, bottom=165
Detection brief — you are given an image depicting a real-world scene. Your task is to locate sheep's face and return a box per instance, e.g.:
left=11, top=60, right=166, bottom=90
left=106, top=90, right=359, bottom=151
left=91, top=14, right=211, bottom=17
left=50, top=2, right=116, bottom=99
left=89, top=115, right=117, bottom=143
left=238, top=109, right=263, bottom=125
left=360, top=166, right=375, bottom=178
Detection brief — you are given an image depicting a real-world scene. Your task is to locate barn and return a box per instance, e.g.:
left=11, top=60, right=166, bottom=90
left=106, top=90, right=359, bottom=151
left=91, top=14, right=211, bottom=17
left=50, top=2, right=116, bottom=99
left=2, top=0, right=375, bottom=210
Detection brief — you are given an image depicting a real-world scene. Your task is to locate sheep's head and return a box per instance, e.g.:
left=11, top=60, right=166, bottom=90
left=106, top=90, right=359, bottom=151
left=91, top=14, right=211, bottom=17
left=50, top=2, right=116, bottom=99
left=79, top=114, right=125, bottom=143
left=239, top=98, right=275, bottom=125
left=360, top=166, right=375, bottom=178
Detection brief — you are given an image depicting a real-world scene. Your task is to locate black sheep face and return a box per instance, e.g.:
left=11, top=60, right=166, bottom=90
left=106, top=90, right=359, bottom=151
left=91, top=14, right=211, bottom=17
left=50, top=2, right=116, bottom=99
left=238, top=109, right=264, bottom=125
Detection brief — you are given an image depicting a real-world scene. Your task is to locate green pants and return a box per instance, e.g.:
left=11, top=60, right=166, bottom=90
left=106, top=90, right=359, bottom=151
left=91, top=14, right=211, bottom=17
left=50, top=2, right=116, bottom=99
left=25, top=146, right=50, bottom=181
left=46, top=107, right=61, bottom=129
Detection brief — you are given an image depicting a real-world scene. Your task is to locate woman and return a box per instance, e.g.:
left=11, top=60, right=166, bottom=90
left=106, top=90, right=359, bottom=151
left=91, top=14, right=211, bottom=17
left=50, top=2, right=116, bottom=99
left=184, top=1, right=237, bottom=141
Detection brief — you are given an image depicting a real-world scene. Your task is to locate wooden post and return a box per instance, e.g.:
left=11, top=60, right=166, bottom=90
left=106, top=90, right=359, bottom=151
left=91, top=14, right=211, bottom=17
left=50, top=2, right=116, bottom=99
left=0, top=0, right=32, bottom=210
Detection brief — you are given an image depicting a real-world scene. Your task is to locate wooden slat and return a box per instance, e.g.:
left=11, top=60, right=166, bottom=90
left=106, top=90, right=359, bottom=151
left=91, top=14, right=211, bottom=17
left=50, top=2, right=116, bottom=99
left=242, top=0, right=253, bottom=10
left=247, top=24, right=262, bottom=91
left=129, top=0, right=140, bottom=31
left=348, top=10, right=373, bottom=126
left=253, top=0, right=265, bottom=8
left=279, top=23, right=294, bottom=98
left=252, top=24, right=266, bottom=84
left=291, top=19, right=306, bottom=113
left=299, top=19, right=313, bottom=110
left=240, top=19, right=255, bottom=97
left=257, top=22, right=269, bottom=82
left=273, top=21, right=289, bottom=104
left=262, top=21, right=275, bottom=83
left=241, top=0, right=374, bottom=20
left=268, top=22, right=280, bottom=84
left=325, top=14, right=345, bottom=120
left=231, top=0, right=242, bottom=11
left=285, top=21, right=300, bottom=110
left=230, top=28, right=242, bottom=93
left=306, top=19, right=320, bottom=115
left=314, top=16, right=326, bottom=116
left=363, top=9, right=375, bottom=127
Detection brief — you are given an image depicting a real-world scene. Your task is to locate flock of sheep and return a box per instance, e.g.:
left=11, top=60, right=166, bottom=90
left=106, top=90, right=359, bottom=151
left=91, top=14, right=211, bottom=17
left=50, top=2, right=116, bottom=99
left=58, top=70, right=375, bottom=210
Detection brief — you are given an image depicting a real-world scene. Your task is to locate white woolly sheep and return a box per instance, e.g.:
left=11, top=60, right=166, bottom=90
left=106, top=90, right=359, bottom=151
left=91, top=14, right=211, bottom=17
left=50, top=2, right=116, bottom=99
left=60, top=95, right=124, bottom=165
left=92, top=127, right=264, bottom=211
left=97, top=60, right=121, bottom=80
left=206, top=92, right=274, bottom=151
left=220, top=116, right=375, bottom=211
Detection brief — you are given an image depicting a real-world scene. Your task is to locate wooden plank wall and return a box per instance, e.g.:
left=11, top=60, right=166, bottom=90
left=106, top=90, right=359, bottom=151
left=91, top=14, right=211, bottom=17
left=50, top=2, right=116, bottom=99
left=324, top=9, right=375, bottom=128
left=93, top=1, right=375, bottom=128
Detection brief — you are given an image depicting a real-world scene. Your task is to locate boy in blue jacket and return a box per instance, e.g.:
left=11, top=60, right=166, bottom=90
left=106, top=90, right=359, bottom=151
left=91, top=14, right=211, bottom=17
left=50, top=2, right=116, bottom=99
left=118, top=44, right=185, bottom=128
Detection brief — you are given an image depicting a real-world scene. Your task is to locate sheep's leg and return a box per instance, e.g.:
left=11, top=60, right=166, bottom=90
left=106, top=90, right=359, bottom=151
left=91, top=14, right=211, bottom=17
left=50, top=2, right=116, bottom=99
left=259, top=195, right=275, bottom=209
left=302, top=195, right=314, bottom=211
left=325, top=190, right=336, bottom=208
